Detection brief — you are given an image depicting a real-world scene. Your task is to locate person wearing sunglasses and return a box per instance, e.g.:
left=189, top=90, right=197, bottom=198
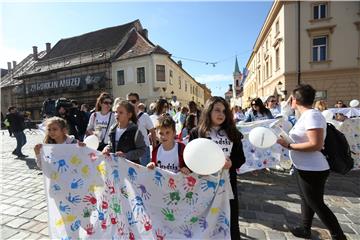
left=127, top=92, right=157, bottom=166
left=86, top=92, right=116, bottom=151
left=266, top=95, right=281, bottom=118
left=245, top=98, right=273, bottom=122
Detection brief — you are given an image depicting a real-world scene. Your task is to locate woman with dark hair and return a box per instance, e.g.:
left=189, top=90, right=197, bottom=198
left=149, top=98, right=169, bottom=127
left=189, top=96, right=246, bottom=240
left=277, top=84, right=346, bottom=240
left=188, top=100, right=201, bottom=126
left=245, top=97, right=273, bottom=122
left=86, top=92, right=116, bottom=151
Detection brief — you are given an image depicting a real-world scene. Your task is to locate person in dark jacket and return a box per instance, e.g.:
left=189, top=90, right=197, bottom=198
left=102, top=99, right=146, bottom=164
left=245, top=97, right=273, bottom=122
left=7, top=106, right=27, bottom=158
left=189, top=96, right=246, bottom=240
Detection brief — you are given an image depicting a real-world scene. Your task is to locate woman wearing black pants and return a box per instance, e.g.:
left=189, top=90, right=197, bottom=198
left=277, top=84, right=346, bottom=240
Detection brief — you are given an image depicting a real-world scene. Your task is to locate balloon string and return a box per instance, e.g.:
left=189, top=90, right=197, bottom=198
left=260, top=133, right=265, bottom=147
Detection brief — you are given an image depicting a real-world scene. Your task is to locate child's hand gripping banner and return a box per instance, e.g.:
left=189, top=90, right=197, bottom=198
left=41, top=144, right=232, bottom=239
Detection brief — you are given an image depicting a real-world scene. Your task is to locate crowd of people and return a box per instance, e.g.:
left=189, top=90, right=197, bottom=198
left=3, top=84, right=355, bottom=239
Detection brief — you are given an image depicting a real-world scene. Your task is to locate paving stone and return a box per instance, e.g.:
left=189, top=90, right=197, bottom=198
left=347, top=215, right=360, bottom=225
left=255, top=211, right=286, bottom=223
left=5, top=217, right=30, bottom=228
left=32, top=202, right=47, bottom=210
left=12, top=198, right=32, bottom=207
left=0, top=215, right=16, bottom=224
left=25, top=233, right=43, bottom=240
left=7, top=230, right=31, bottom=239
left=34, top=211, right=48, bottom=223
left=340, top=223, right=357, bottom=234
left=20, top=209, right=45, bottom=219
left=349, top=224, right=360, bottom=235
left=29, top=222, right=48, bottom=233
left=19, top=220, right=40, bottom=230
left=267, top=231, right=286, bottom=240
left=0, top=226, right=19, bottom=239
left=246, top=228, right=266, bottom=239
left=40, top=226, right=49, bottom=236
left=2, top=206, right=28, bottom=216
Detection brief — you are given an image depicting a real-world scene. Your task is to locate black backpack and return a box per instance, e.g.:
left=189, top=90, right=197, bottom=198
left=321, top=123, right=354, bottom=174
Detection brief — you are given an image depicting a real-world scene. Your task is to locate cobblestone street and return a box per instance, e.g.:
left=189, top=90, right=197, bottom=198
left=0, top=130, right=359, bottom=239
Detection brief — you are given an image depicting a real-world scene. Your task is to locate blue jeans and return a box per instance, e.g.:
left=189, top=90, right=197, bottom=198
left=139, top=146, right=150, bottom=166
left=13, top=131, right=27, bottom=156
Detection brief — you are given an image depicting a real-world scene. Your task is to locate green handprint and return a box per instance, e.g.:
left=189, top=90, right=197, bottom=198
left=161, top=208, right=175, bottom=221
left=83, top=207, right=91, bottom=218
left=184, top=191, right=198, bottom=205
left=190, top=216, right=198, bottom=224
left=110, top=197, right=121, bottom=214
left=164, top=191, right=181, bottom=205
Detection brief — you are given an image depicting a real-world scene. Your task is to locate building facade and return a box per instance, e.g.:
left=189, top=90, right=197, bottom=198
left=242, top=1, right=360, bottom=107
left=1, top=20, right=210, bottom=119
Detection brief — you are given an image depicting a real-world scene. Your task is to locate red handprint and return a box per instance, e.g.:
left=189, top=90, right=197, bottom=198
left=168, top=177, right=176, bottom=190
left=129, top=231, right=135, bottom=240
left=106, top=179, right=115, bottom=194
left=141, top=215, right=152, bottom=231
left=83, top=194, right=97, bottom=205
left=101, top=219, right=107, bottom=230
left=88, top=152, right=98, bottom=161
left=85, top=223, right=95, bottom=235
left=117, top=222, right=125, bottom=236
left=156, top=228, right=166, bottom=240
left=101, top=196, right=109, bottom=209
left=110, top=214, right=118, bottom=225
left=184, top=176, right=197, bottom=191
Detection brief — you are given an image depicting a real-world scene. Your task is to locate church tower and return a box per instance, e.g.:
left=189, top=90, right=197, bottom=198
left=233, top=57, right=242, bottom=98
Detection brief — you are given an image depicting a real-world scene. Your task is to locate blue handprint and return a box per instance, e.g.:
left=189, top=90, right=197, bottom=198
left=154, top=170, right=165, bottom=187
left=200, top=180, right=217, bottom=192
left=199, top=217, right=208, bottom=231
left=137, top=184, right=151, bottom=200
left=70, top=178, right=84, bottom=189
left=54, top=159, right=69, bottom=173
left=97, top=208, right=105, bottom=221
left=67, top=193, right=81, bottom=205
left=70, top=219, right=81, bottom=231
left=128, top=167, right=137, bottom=182
left=52, top=184, right=61, bottom=191
left=132, top=196, right=145, bottom=217
left=59, top=201, right=70, bottom=213
left=126, top=211, right=138, bottom=226
left=219, top=179, right=225, bottom=187
left=218, top=212, right=230, bottom=227
left=112, top=169, right=120, bottom=184
left=180, top=225, right=193, bottom=238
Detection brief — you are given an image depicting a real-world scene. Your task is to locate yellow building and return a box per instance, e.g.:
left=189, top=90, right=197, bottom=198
left=242, top=1, right=360, bottom=107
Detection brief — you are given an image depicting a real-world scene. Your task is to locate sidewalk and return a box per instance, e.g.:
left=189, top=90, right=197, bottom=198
left=0, top=129, right=359, bottom=239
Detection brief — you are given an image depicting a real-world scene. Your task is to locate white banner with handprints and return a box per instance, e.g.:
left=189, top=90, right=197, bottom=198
left=41, top=144, right=232, bottom=240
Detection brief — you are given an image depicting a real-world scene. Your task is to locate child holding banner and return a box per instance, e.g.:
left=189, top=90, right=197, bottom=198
left=147, top=114, right=190, bottom=174
left=189, top=96, right=246, bottom=240
left=34, top=116, right=85, bottom=169
left=102, top=100, right=146, bottom=164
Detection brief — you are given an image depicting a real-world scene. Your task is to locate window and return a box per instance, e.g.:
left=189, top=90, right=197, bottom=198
left=169, top=69, right=173, bottom=78
left=275, top=48, right=280, bottom=70
left=313, top=3, right=327, bottom=20
left=137, top=67, right=145, bottom=83
left=117, top=70, right=125, bottom=85
left=236, top=80, right=239, bottom=87
left=269, top=58, right=272, bottom=77
left=275, top=20, right=280, bottom=35
left=178, top=76, right=181, bottom=89
left=265, top=61, right=269, bottom=79
left=185, top=82, right=187, bottom=92
left=156, top=65, right=165, bottom=82
left=258, top=70, right=261, bottom=84
left=169, top=70, right=173, bottom=85
left=312, top=36, right=327, bottom=62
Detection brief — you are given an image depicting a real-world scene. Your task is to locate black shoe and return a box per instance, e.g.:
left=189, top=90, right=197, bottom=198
left=290, top=226, right=311, bottom=239
left=12, top=150, right=18, bottom=155
left=17, top=154, right=28, bottom=159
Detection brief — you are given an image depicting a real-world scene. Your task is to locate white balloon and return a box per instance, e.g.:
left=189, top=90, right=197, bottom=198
left=349, top=99, right=359, bottom=108
left=84, top=135, right=99, bottom=150
left=322, top=110, right=334, bottom=122
left=248, top=127, right=277, bottom=148
left=183, top=138, right=225, bottom=175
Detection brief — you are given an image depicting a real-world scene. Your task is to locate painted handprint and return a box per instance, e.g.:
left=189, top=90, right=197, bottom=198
left=129, top=231, right=135, bottom=240
left=120, top=185, right=129, bottom=199
left=183, top=191, right=199, bottom=205
left=70, top=155, right=82, bottom=165
left=83, top=193, right=97, bottom=205
left=117, top=222, right=126, bottom=236
left=52, top=184, right=61, bottom=191
left=163, top=191, right=181, bottom=205
left=126, top=211, right=138, bottom=226
left=105, top=179, right=115, bottom=194
left=161, top=208, right=175, bottom=221
left=110, top=213, right=118, bottom=225
left=137, top=184, right=151, bottom=200
left=70, top=219, right=81, bottom=231
left=141, top=215, right=152, bottom=231
left=168, top=177, right=176, bottom=190
left=111, top=169, right=120, bottom=184
left=132, top=196, right=145, bottom=217
left=97, top=208, right=105, bottom=221
left=85, top=223, right=94, bottom=235
left=200, top=180, right=217, bottom=192
left=154, top=170, right=165, bottom=186
left=128, top=167, right=137, bottom=182
left=96, top=161, right=107, bottom=177
left=54, top=159, right=69, bottom=173
left=101, top=196, right=109, bottom=209
left=101, top=219, right=107, bottom=230
left=67, top=193, right=81, bottom=205
left=110, top=197, right=121, bottom=214
left=190, top=216, right=198, bottom=224
left=183, top=176, right=197, bottom=191
left=83, top=207, right=91, bottom=218
left=81, top=165, right=89, bottom=177
left=70, top=178, right=84, bottom=189
left=156, top=228, right=166, bottom=240
left=218, top=212, right=230, bottom=227
left=59, top=201, right=70, bottom=213
left=88, top=152, right=97, bottom=161
left=180, top=225, right=193, bottom=238
left=199, top=216, right=208, bottom=231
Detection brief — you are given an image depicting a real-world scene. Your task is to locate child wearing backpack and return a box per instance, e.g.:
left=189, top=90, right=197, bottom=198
left=102, top=100, right=146, bottom=164
left=147, top=114, right=190, bottom=174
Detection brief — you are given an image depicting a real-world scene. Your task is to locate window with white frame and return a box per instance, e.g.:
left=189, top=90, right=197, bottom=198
left=137, top=67, right=145, bottom=83
left=156, top=65, right=165, bottom=82
left=117, top=70, right=125, bottom=85
left=275, top=20, right=280, bottom=35
left=312, top=36, right=327, bottom=62
left=313, top=3, right=327, bottom=20
left=275, top=48, right=280, bottom=70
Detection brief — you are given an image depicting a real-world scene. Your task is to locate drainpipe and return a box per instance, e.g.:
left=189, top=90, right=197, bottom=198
left=297, top=1, right=301, bottom=85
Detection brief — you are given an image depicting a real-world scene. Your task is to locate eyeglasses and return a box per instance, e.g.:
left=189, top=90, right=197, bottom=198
left=102, top=101, right=112, bottom=105
left=128, top=99, right=137, bottom=104
left=251, top=103, right=256, bottom=106
left=270, top=100, right=277, bottom=103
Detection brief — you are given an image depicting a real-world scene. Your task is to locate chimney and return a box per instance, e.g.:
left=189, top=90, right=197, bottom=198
left=177, top=60, right=182, bottom=68
left=141, top=29, right=148, bottom=39
left=7, top=62, right=12, bottom=72
left=12, top=61, right=17, bottom=69
left=32, top=46, right=38, bottom=60
left=46, top=42, right=51, bottom=53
